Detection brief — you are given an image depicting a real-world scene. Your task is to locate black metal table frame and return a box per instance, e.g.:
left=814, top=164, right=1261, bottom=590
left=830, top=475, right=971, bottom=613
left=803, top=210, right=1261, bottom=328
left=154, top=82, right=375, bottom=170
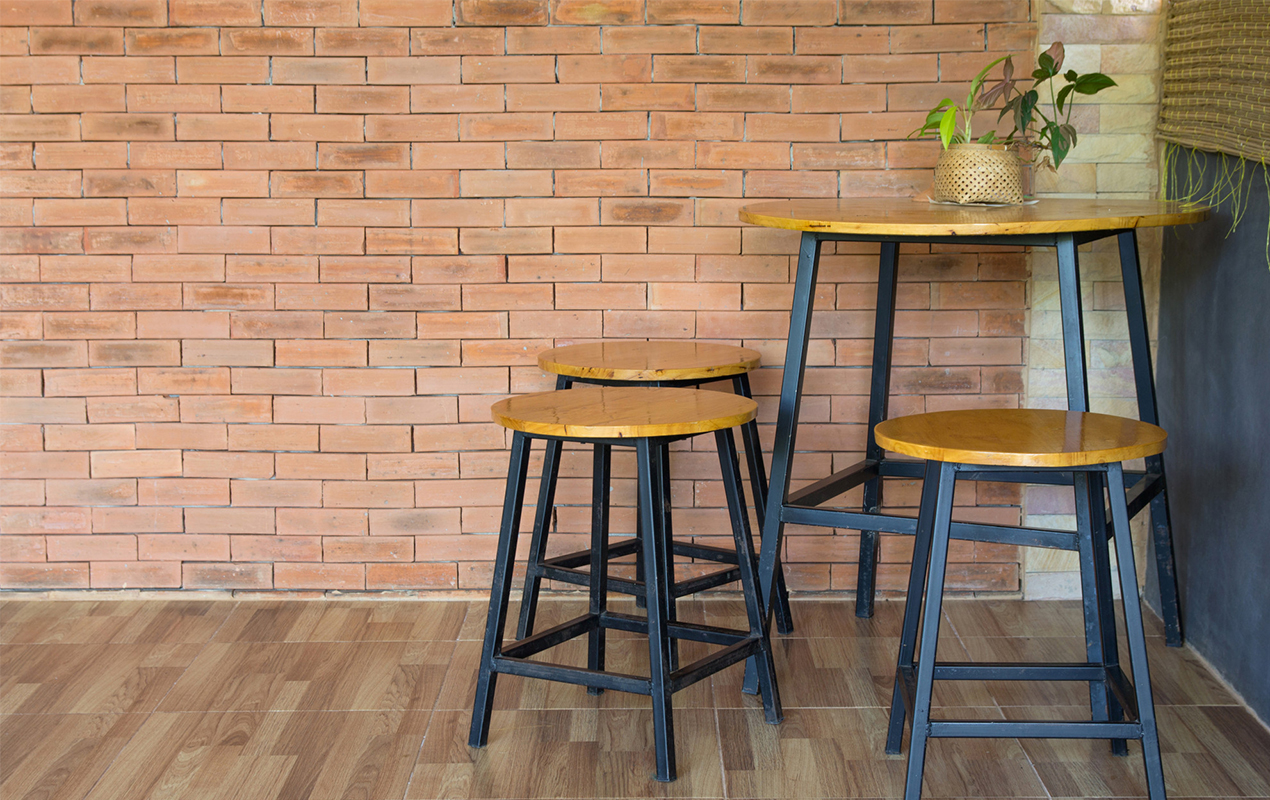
left=743, top=227, right=1184, bottom=696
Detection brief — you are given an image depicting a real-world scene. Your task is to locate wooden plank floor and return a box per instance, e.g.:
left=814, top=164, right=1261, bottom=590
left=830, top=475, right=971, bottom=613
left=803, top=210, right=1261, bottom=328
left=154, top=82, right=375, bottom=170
left=1, top=597, right=1267, bottom=800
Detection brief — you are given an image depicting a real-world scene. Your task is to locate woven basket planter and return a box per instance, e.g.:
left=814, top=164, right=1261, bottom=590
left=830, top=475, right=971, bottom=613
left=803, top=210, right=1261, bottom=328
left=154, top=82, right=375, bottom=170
left=933, top=143, right=1025, bottom=204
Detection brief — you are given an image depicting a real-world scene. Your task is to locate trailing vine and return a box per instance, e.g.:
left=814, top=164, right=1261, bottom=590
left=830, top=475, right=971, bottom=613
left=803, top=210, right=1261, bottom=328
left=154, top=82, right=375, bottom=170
left=1161, top=142, right=1270, bottom=268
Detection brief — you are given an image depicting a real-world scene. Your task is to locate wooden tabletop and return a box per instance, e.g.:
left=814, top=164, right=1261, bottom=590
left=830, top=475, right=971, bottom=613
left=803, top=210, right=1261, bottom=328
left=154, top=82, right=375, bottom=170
left=874, top=409, right=1167, bottom=468
left=739, top=198, right=1209, bottom=237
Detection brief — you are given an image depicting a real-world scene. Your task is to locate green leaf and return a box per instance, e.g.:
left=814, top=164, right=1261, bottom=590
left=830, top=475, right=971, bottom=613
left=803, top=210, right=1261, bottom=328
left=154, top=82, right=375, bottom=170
left=1073, top=73, right=1116, bottom=94
left=1047, top=121, right=1069, bottom=168
left=977, top=130, right=998, bottom=144
left=1060, top=123, right=1078, bottom=149
left=938, top=106, right=957, bottom=149
left=1055, top=84, right=1075, bottom=115
left=1065, top=69, right=1078, bottom=82
left=1038, top=52, right=1054, bottom=74
left=1015, top=89, right=1037, bottom=136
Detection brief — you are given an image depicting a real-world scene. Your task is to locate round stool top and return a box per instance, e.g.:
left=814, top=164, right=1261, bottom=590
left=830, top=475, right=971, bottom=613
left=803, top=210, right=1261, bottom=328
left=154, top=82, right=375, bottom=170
left=492, top=386, right=757, bottom=440
left=539, top=341, right=761, bottom=382
left=873, top=409, right=1167, bottom=468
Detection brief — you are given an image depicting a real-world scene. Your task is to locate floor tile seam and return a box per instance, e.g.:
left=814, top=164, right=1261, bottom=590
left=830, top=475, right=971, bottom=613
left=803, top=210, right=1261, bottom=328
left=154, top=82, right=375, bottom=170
left=73, top=600, right=240, bottom=800
left=401, top=603, right=472, bottom=800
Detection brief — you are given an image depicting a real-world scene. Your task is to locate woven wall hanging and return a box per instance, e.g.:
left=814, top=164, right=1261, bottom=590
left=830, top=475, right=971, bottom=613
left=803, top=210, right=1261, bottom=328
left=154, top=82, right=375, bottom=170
left=1158, top=0, right=1269, bottom=163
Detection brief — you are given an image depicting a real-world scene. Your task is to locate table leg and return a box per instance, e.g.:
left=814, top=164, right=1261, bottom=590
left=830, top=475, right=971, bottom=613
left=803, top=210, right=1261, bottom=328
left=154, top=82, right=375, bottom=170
left=856, top=240, right=901, bottom=618
left=1118, top=230, right=1184, bottom=647
left=1056, top=232, right=1090, bottom=412
left=743, top=230, right=822, bottom=695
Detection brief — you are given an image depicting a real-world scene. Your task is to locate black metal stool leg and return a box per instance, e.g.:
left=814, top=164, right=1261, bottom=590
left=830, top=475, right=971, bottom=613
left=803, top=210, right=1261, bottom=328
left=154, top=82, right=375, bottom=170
left=716, top=428, right=783, bottom=723
left=887, top=460, right=942, bottom=754
left=516, top=436, right=562, bottom=640
left=734, top=373, right=794, bottom=635
left=1118, top=230, right=1183, bottom=647
left=638, top=438, right=676, bottom=782
left=1074, top=472, right=1124, bottom=754
left=1089, top=471, right=1129, bottom=756
left=470, top=431, right=533, bottom=748
left=588, top=443, right=611, bottom=695
left=1107, top=462, right=1168, bottom=799
left=856, top=240, right=900, bottom=619
left=903, top=460, right=957, bottom=800
left=659, top=445, right=679, bottom=672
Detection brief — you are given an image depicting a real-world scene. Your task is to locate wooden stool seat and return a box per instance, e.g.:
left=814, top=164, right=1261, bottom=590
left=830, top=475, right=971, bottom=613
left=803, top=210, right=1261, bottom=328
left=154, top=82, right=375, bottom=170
left=874, top=409, right=1167, bottom=468
left=539, top=341, right=761, bottom=382
left=492, top=386, right=756, bottom=440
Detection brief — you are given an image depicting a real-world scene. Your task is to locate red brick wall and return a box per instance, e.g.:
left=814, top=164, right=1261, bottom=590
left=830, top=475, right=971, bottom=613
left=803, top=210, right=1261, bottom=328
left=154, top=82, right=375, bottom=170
left=0, top=0, right=1034, bottom=593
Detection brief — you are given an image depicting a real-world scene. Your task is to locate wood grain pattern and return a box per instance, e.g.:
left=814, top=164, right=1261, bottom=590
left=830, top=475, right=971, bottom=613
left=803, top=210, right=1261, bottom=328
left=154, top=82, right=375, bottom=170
left=539, top=341, right=761, bottom=382
left=491, top=386, right=757, bottom=439
left=1, top=597, right=1267, bottom=800
left=739, top=198, right=1210, bottom=236
left=873, top=409, right=1167, bottom=467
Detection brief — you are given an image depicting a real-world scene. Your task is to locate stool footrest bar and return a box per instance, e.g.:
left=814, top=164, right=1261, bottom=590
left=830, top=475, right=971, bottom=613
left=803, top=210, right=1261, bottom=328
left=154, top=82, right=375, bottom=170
left=670, top=638, right=761, bottom=693
left=934, top=661, right=1109, bottom=682
left=500, top=614, right=596, bottom=659
left=492, top=656, right=649, bottom=695
left=783, top=506, right=1080, bottom=551
left=928, top=720, right=1143, bottom=739
left=600, top=611, right=751, bottom=647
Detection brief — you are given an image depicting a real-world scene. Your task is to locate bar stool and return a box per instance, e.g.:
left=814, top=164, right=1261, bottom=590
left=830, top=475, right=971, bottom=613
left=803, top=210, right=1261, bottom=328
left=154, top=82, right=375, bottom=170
left=877, top=409, right=1169, bottom=800
left=517, top=341, right=795, bottom=643
left=469, top=386, right=782, bottom=782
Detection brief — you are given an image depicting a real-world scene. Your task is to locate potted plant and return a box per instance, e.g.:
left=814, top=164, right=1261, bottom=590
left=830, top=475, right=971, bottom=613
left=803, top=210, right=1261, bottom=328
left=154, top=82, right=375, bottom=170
left=910, top=43, right=1117, bottom=204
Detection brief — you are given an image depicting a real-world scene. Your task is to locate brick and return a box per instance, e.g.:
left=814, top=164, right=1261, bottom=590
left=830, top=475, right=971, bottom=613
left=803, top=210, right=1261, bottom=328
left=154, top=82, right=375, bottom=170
left=74, top=0, right=166, bottom=25
left=83, top=56, right=174, bottom=83
left=213, top=32, right=299, bottom=58
left=0, top=452, right=88, bottom=479
left=0, top=114, right=80, bottom=141
left=44, top=368, right=136, bottom=397
left=0, top=536, right=46, bottom=562
left=231, top=534, right=320, bottom=561
left=507, top=26, right=600, bottom=54
left=183, top=562, right=271, bottom=589
left=324, top=367, right=416, bottom=395
left=126, top=27, right=219, bottom=55
left=30, top=27, right=123, bottom=55
left=558, top=54, right=650, bottom=83
left=1, top=0, right=73, bottom=24
left=185, top=507, right=274, bottom=533
left=0, top=341, right=86, bottom=369
left=87, top=396, right=178, bottom=424
left=362, top=0, right=451, bottom=25
left=92, top=450, right=182, bottom=478
left=647, top=0, right=738, bottom=24
left=456, top=0, right=549, bottom=26
left=367, top=56, right=460, bottom=84
left=270, top=114, right=364, bottom=142
left=182, top=339, right=274, bottom=366
left=46, top=478, right=137, bottom=505
left=838, top=0, right=931, bottom=24
left=1, top=506, right=90, bottom=534
left=367, top=562, right=457, bottom=589
left=45, top=423, right=134, bottom=451
left=1, top=563, right=89, bottom=589
left=177, top=113, right=269, bottom=140
left=137, top=533, right=226, bottom=560
left=277, top=507, right=367, bottom=535
left=89, top=340, right=181, bottom=367
left=135, top=422, right=226, bottom=450
left=274, top=562, right=362, bottom=590
left=274, top=57, right=366, bottom=84
left=264, top=0, right=357, bottom=25
left=272, top=171, right=364, bottom=198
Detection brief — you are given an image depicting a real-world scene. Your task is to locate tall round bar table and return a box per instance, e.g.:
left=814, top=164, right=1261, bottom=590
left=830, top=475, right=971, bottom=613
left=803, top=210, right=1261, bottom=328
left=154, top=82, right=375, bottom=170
left=737, top=198, right=1208, bottom=692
